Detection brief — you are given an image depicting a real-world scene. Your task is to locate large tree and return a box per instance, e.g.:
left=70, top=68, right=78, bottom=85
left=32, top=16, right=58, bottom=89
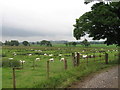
left=73, top=1, right=120, bottom=46
left=40, top=40, right=52, bottom=47
left=81, top=39, right=90, bottom=47
left=22, top=41, right=30, bottom=46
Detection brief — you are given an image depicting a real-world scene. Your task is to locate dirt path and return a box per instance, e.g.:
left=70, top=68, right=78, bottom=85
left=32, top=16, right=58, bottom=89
left=70, top=65, right=119, bottom=88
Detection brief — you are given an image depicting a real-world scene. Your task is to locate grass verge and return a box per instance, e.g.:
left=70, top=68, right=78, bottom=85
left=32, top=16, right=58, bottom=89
left=33, top=59, right=119, bottom=88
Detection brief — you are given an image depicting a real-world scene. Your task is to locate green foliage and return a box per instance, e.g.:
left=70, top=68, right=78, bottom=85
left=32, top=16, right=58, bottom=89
left=2, top=60, right=21, bottom=67
left=40, top=40, right=52, bottom=47
left=81, top=39, right=90, bottom=47
left=22, top=41, right=30, bottom=46
left=73, top=2, right=120, bottom=46
left=4, top=40, right=19, bottom=46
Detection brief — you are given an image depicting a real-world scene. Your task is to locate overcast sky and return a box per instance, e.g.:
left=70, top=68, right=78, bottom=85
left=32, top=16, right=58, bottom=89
left=1, top=0, right=96, bottom=42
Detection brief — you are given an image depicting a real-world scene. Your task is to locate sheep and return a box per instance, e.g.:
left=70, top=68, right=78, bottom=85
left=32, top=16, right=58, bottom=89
left=60, top=58, right=65, bottom=61
left=91, top=55, right=94, bottom=58
left=8, top=58, right=13, bottom=60
left=28, top=54, right=32, bottom=56
left=19, top=60, right=25, bottom=64
left=82, top=55, right=87, bottom=58
left=74, top=52, right=77, bottom=57
left=35, top=58, right=40, bottom=61
left=59, top=54, right=62, bottom=57
left=44, top=53, right=47, bottom=56
left=49, top=58, right=54, bottom=62
left=49, top=54, right=53, bottom=57
left=82, top=50, right=85, bottom=52
left=14, top=53, right=17, bottom=56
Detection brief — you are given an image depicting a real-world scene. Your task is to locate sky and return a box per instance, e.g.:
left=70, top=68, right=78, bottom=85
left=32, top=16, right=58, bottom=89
left=1, top=0, right=97, bottom=42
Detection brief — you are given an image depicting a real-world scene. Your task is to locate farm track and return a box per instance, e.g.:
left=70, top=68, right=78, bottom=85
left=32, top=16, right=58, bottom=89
left=70, top=65, right=119, bottom=88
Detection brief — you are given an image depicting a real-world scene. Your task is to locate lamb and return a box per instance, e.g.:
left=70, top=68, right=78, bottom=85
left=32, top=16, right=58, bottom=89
left=28, top=54, right=32, bottom=56
left=60, top=58, right=65, bottom=61
left=49, top=58, right=54, bottom=62
left=44, top=53, right=47, bottom=56
left=59, top=54, right=62, bottom=57
left=19, top=60, right=25, bottom=64
left=49, top=54, right=53, bottom=57
left=8, top=58, right=13, bottom=60
left=82, top=55, right=87, bottom=58
left=35, top=58, right=40, bottom=61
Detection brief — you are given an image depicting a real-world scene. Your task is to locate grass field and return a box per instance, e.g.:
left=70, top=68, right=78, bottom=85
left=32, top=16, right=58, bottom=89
left=1, top=44, right=119, bottom=88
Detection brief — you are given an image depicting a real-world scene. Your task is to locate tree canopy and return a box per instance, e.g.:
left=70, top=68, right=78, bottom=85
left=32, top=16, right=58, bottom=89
left=22, top=41, right=30, bottom=46
left=81, top=39, right=90, bottom=47
left=73, top=1, right=120, bottom=46
left=40, top=40, right=52, bottom=47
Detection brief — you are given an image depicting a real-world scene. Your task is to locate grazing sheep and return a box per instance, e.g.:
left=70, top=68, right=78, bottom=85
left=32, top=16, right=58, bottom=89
left=35, top=58, right=40, bottom=61
left=59, top=54, right=62, bottom=57
left=60, top=58, right=65, bottom=61
left=28, top=54, right=32, bottom=56
left=74, top=52, right=77, bottom=57
left=19, top=60, right=25, bottom=64
left=91, top=55, right=94, bottom=58
left=49, top=58, right=54, bottom=62
left=82, top=50, right=85, bottom=52
left=82, top=55, right=87, bottom=58
left=44, top=53, right=47, bottom=56
left=49, top=54, right=53, bottom=57
left=14, top=53, right=17, bottom=56
left=8, top=58, right=13, bottom=60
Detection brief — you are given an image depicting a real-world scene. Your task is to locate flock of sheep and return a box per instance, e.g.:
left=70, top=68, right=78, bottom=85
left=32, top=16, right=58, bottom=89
left=7, top=48, right=118, bottom=66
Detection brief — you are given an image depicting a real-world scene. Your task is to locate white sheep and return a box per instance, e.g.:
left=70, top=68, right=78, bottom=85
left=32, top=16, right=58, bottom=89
left=14, top=53, right=17, bottom=56
left=44, top=53, right=47, bottom=56
left=49, top=54, right=53, bottom=57
left=8, top=58, right=13, bottom=60
left=28, top=54, right=32, bottom=56
left=60, top=58, right=65, bottom=61
left=91, top=55, right=94, bottom=58
left=19, top=60, right=25, bottom=64
left=49, top=58, right=54, bottom=62
left=59, top=54, right=62, bottom=57
left=35, top=58, right=40, bottom=61
left=82, top=55, right=87, bottom=58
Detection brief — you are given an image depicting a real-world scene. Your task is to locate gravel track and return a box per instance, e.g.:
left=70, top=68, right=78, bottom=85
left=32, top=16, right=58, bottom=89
left=70, top=65, right=119, bottom=88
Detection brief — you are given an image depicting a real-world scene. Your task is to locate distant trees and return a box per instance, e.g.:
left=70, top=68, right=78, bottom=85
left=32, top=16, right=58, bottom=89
left=40, top=40, right=52, bottom=47
left=0, top=41, right=2, bottom=46
left=81, top=39, right=90, bottom=47
left=4, top=40, right=19, bottom=46
left=22, top=41, right=30, bottom=46
left=65, top=42, right=77, bottom=46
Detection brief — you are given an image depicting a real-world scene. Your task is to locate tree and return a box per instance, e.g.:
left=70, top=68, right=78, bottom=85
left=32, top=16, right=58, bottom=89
left=72, top=42, right=77, bottom=46
left=4, top=40, right=10, bottom=46
left=22, top=41, right=30, bottom=46
left=40, top=40, right=52, bottom=47
left=73, top=1, right=120, bottom=46
left=10, top=40, right=19, bottom=46
left=81, top=39, right=90, bottom=47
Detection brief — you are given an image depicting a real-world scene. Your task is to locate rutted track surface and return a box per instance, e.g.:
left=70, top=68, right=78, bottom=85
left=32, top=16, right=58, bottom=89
left=70, top=65, right=119, bottom=88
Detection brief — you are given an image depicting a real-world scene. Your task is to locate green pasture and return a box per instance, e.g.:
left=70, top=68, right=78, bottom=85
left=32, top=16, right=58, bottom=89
left=1, top=44, right=119, bottom=88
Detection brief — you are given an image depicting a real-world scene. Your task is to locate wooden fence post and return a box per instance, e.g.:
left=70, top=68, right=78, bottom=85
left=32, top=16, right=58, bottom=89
left=47, top=61, right=49, bottom=78
left=77, top=52, right=80, bottom=66
left=21, top=62, right=23, bottom=69
left=64, top=59, right=67, bottom=70
left=105, top=53, right=108, bottom=64
left=33, top=60, right=35, bottom=69
left=86, top=53, right=88, bottom=64
left=94, top=52, right=95, bottom=62
left=13, top=68, right=16, bottom=90
left=72, top=53, right=76, bottom=67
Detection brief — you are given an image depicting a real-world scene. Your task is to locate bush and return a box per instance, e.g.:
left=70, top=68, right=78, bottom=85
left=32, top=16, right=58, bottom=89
left=2, top=59, right=21, bottom=67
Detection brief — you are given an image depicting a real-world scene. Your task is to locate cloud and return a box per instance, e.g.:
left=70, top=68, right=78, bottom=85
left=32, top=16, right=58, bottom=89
left=2, top=25, right=72, bottom=37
